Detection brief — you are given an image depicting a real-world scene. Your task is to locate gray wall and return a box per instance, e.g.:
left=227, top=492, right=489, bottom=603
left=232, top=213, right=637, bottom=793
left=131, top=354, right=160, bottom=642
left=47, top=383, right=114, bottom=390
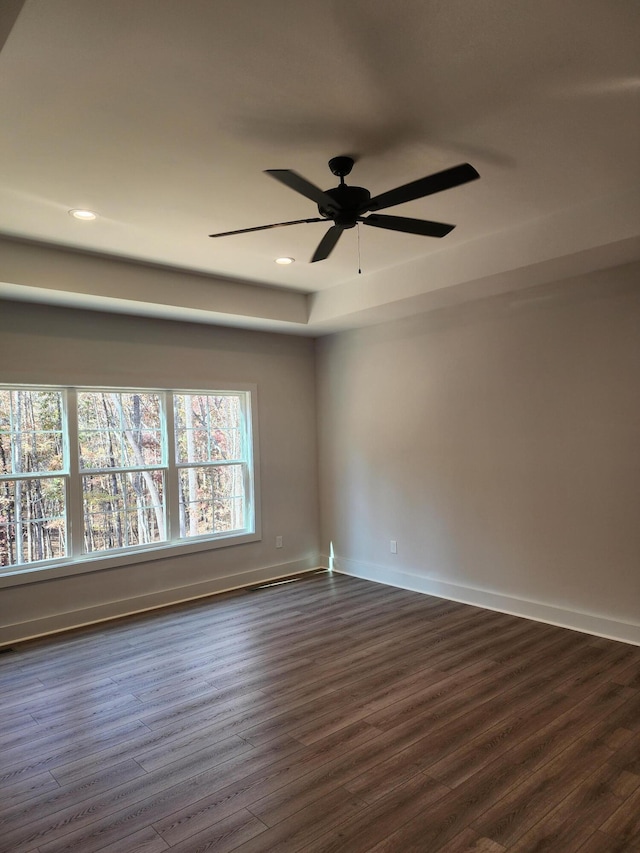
left=316, top=262, right=640, bottom=643
left=2, top=259, right=639, bottom=646
left=0, top=302, right=319, bottom=642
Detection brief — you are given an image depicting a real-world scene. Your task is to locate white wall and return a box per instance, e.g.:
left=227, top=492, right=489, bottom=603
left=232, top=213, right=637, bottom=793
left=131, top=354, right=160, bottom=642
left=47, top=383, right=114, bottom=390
left=0, top=302, right=319, bottom=643
left=317, top=262, right=640, bottom=644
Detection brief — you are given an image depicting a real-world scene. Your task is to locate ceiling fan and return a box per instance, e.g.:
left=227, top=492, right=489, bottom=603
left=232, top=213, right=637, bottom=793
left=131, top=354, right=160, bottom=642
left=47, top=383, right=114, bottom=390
left=209, top=157, right=480, bottom=263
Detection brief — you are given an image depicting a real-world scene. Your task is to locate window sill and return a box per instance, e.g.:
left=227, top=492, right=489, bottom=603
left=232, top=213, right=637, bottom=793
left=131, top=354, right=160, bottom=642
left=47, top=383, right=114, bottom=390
left=0, top=530, right=261, bottom=589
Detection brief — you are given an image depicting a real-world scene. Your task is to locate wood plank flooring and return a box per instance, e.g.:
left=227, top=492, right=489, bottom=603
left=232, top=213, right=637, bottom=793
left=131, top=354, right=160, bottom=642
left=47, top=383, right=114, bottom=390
left=1, top=570, right=639, bottom=853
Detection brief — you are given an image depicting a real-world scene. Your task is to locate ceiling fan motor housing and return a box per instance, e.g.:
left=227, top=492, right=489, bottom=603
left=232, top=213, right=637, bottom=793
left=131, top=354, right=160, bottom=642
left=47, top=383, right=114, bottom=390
left=319, top=184, right=371, bottom=227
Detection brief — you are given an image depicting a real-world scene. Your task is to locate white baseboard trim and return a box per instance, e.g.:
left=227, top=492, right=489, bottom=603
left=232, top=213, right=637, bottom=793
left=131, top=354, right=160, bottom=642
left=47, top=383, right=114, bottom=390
left=322, top=554, right=640, bottom=646
left=1, top=557, right=320, bottom=646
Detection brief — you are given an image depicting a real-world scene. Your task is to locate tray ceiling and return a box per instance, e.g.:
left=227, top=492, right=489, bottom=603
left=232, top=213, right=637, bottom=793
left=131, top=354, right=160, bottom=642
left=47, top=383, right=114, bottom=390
left=0, top=0, right=639, bottom=333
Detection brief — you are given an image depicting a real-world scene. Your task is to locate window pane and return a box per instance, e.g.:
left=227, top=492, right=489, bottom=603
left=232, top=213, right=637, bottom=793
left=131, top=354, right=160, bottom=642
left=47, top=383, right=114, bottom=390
left=176, top=429, right=209, bottom=465
left=0, top=481, right=14, bottom=525
left=0, top=523, right=16, bottom=567
left=120, top=393, right=162, bottom=431
left=123, top=470, right=165, bottom=545
left=174, top=394, right=244, bottom=463
left=21, top=520, right=66, bottom=563
left=0, top=389, right=11, bottom=429
left=210, top=428, right=241, bottom=460
left=0, top=389, right=64, bottom=475
left=83, top=470, right=165, bottom=553
left=0, top=478, right=66, bottom=567
left=122, top=430, right=163, bottom=467
left=11, top=390, right=63, bottom=431
left=0, top=431, right=11, bottom=475
left=79, top=392, right=163, bottom=469
left=79, top=431, right=124, bottom=469
left=78, top=392, right=120, bottom=431
left=122, top=470, right=163, bottom=509
left=83, top=473, right=125, bottom=552
left=120, top=391, right=163, bottom=466
left=215, top=498, right=245, bottom=533
left=17, top=431, right=64, bottom=473
left=210, top=395, right=241, bottom=430
left=0, top=480, right=15, bottom=566
left=178, top=464, right=245, bottom=538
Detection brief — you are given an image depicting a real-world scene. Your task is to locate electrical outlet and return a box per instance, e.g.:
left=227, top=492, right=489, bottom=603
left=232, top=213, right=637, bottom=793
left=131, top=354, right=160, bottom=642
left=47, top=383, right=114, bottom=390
left=276, top=536, right=283, bottom=548
left=390, top=540, right=397, bottom=554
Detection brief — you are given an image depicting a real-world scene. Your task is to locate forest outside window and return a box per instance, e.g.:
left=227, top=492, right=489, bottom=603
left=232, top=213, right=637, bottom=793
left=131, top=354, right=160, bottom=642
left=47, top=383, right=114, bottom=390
left=0, top=388, right=66, bottom=567
left=174, top=394, right=247, bottom=539
left=1, top=386, right=256, bottom=573
left=78, top=391, right=166, bottom=553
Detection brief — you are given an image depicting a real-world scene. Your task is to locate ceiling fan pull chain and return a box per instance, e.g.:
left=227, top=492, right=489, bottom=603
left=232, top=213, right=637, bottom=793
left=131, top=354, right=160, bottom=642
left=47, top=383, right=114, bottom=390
left=358, top=222, right=362, bottom=275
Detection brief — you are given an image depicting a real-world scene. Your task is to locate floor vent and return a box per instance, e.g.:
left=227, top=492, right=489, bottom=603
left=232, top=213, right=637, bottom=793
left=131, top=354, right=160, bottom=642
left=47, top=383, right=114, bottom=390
left=250, top=570, right=328, bottom=591
left=251, top=577, right=302, bottom=590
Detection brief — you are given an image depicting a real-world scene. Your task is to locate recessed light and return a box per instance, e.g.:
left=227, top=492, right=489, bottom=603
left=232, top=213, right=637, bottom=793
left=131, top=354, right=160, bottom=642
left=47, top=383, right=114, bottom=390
left=275, top=257, right=294, bottom=265
left=69, top=209, right=97, bottom=221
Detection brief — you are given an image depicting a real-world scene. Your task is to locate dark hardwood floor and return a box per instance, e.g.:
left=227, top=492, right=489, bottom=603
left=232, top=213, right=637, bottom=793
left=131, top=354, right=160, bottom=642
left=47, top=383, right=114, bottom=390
left=1, top=571, right=639, bottom=853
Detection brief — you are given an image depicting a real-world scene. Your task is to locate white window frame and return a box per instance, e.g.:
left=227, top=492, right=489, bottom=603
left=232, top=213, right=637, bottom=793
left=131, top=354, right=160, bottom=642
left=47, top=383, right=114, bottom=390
left=0, top=384, right=260, bottom=587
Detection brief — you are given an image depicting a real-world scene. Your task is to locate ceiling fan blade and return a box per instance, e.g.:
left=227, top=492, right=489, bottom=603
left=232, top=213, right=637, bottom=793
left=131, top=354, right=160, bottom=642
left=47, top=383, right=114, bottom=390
left=209, top=217, right=325, bottom=238
left=265, top=169, right=342, bottom=213
left=360, top=214, right=455, bottom=238
left=363, top=163, right=480, bottom=213
left=311, top=225, right=344, bottom=263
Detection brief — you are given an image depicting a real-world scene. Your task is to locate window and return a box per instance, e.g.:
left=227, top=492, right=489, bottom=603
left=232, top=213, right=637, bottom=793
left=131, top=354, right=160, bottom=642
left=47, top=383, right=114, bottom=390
left=0, top=389, right=66, bottom=567
left=0, top=386, right=257, bottom=573
left=78, top=391, right=166, bottom=554
left=174, top=394, right=248, bottom=538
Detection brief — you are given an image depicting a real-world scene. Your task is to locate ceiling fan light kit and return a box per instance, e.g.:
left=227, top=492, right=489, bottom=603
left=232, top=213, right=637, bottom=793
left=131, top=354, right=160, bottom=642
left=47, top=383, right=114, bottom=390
left=210, top=157, right=480, bottom=263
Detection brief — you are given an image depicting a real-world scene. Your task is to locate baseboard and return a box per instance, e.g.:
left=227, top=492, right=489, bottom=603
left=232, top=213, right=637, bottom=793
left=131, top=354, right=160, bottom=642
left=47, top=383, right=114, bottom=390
left=320, top=554, right=640, bottom=646
left=1, top=557, right=320, bottom=646
left=7, top=553, right=637, bottom=648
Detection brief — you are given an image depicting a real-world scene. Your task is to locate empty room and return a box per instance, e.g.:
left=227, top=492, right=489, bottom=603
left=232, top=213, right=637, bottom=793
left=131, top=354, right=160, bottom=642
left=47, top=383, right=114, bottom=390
left=1, top=1, right=639, bottom=851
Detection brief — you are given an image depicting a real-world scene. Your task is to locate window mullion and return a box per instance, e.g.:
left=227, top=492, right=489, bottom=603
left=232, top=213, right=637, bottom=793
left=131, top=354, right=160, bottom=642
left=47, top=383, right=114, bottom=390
left=66, top=388, right=83, bottom=559
left=241, top=394, right=253, bottom=533
left=164, top=392, right=179, bottom=542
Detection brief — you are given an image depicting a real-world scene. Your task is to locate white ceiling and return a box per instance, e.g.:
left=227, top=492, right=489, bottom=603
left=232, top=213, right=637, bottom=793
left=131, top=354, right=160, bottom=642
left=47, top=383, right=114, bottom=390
left=0, top=0, right=639, bottom=334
